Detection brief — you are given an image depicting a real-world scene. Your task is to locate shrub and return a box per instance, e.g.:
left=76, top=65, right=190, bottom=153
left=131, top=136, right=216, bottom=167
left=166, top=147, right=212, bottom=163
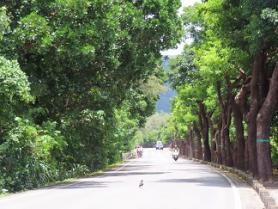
left=0, top=118, right=66, bottom=192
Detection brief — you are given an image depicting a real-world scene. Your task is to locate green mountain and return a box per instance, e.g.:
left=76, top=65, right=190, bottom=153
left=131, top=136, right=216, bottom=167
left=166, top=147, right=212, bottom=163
left=156, top=56, right=176, bottom=112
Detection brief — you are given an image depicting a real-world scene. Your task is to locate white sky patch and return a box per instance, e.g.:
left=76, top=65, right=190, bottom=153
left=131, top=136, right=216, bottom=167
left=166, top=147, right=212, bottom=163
left=178, top=0, right=200, bottom=15
left=161, top=0, right=201, bottom=57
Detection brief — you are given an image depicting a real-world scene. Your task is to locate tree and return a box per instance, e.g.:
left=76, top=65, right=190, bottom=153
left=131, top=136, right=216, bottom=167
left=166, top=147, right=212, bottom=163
left=168, top=0, right=278, bottom=181
left=0, top=1, right=183, bottom=192
left=0, top=7, right=32, bottom=142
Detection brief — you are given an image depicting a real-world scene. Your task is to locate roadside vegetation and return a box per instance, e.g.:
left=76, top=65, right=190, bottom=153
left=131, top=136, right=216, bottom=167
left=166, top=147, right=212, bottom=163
left=133, top=112, right=172, bottom=147
left=0, top=0, right=182, bottom=193
left=165, top=0, right=278, bottom=182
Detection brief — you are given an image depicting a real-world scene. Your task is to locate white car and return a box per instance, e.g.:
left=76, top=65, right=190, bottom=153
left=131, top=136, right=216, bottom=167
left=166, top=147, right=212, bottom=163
left=155, top=141, right=164, bottom=150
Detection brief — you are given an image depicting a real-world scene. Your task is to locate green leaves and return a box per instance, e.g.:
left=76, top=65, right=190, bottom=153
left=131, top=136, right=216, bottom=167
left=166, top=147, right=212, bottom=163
left=14, top=12, right=52, bottom=51
left=261, top=8, right=278, bottom=25
left=168, top=0, right=252, bottom=140
left=0, top=0, right=182, bottom=192
left=168, top=47, right=197, bottom=88
left=53, top=0, right=91, bottom=18
left=0, top=118, right=66, bottom=191
left=0, top=56, right=31, bottom=105
left=133, top=113, right=171, bottom=146
left=0, top=7, right=10, bottom=40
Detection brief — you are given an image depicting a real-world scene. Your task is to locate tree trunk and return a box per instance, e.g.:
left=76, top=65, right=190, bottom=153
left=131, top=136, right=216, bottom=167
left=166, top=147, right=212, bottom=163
left=208, top=117, right=217, bottom=163
left=190, top=128, right=196, bottom=159
left=216, top=81, right=233, bottom=166
left=222, top=107, right=233, bottom=166
left=198, top=102, right=211, bottom=162
left=231, top=97, right=245, bottom=170
left=217, top=94, right=226, bottom=164
left=215, top=119, right=222, bottom=164
left=188, top=128, right=194, bottom=159
left=256, top=62, right=278, bottom=181
left=235, top=74, right=251, bottom=170
left=247, top=51, right=266, bottom=176
left=180, top=140, right=186, bottom=156
left=193, top=123, right=203, bottom=160
left=245, top=140, right=249, bottom=170
left=235, top=79, right=251, bottom=118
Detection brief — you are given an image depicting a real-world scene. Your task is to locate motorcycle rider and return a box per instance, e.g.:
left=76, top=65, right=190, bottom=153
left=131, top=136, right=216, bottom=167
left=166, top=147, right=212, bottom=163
left=172, top=145, right=179, bottom=161
left=136, top=145, right=143, bottom=158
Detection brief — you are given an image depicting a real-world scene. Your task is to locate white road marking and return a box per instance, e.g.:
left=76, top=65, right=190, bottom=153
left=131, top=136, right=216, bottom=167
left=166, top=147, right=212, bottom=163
left=217, top=171, right=242, bottom=209
left=114, top=160, right=132, bottom=172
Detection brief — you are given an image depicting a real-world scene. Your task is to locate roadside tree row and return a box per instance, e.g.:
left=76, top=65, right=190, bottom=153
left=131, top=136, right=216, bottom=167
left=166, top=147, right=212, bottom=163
left=168, top=0, right=278, bottom=182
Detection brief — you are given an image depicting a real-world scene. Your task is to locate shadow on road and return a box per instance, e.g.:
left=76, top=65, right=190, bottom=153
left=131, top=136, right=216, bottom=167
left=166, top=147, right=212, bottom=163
left=119, top=164, right=153, bottom=171
left=100, top=171, right=169, bottom=178
left=155, top=176, right=230, bottom=188
left=56, top=180, right=112, bottom=189
left=171, top=168, right=212, bottom=173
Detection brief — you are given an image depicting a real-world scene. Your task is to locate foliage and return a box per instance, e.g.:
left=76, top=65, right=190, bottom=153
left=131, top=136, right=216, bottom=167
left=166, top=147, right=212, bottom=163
left=0, top=1, right=182, bottom=192
left=0, top=57, right=31, bottom=105
left=0, top=118, right=67, bottom=192
left=168, top=46, right=197, bottom=88
left=0, top=7, right=9, bottom=40
left=164, top=0, right=278, bottom=179
left=133, top=113, right=171, bottom=147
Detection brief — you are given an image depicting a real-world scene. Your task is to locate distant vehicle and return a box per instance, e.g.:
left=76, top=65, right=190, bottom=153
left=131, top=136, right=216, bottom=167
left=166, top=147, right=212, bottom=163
left=136, top=145, right=143, bottom=158
left=155, top=141, right=163, bottom=150
left=172, top=148, right=179, bottom=161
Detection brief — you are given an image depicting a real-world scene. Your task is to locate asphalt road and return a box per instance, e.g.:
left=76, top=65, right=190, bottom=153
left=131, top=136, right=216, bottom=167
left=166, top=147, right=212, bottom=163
left=0, top=148, right=264, bottom=209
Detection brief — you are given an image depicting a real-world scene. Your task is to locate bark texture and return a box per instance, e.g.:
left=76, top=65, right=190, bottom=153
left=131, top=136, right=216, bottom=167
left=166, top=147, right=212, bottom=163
left=247, top=51, right=266, bottom=176
left=231, top=97, right=245, bottom=170
left=256, top=62, right=278, bottom=181
left=193, top=124, right=203, bottom=160
left=198, top=102, right=211, bottom=162
left=216, top=81, right=233, bottom=166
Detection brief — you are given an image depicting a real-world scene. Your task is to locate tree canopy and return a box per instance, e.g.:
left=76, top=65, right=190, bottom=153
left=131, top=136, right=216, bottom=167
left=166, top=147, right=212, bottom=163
left=0, top=0, right=182, bottom=192
left=167, top=0, right=277, bottom=181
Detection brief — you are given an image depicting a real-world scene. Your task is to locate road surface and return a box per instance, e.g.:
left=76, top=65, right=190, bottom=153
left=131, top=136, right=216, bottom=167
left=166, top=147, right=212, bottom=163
left=0, top=148, right=264, bottom=209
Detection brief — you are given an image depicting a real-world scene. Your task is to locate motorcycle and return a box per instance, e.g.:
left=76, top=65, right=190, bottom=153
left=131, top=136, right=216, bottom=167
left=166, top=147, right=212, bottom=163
left=136, top=146, right=143, bottom=158
left=172, top=150, right=179, bottom=161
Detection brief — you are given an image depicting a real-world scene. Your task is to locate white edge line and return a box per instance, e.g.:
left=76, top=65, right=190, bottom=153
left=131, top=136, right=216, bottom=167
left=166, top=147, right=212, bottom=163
left=114, top=160, right=132, bottom=172
left=217, top=171, right=243, bottom=209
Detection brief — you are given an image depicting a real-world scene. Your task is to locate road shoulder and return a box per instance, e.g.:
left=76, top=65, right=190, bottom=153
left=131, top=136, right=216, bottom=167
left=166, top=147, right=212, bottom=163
left=190, top=159, right=266, bottom=209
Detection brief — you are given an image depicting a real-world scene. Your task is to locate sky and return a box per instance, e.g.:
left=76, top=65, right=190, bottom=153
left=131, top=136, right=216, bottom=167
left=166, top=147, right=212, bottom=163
left=178, top=0, right=201, bottom=15
left=160, top=0, right=200, bottom=57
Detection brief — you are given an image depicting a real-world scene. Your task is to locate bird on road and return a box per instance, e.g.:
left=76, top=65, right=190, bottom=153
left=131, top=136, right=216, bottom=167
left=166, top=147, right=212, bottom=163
left=139, top=179, right=144, bottom=188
